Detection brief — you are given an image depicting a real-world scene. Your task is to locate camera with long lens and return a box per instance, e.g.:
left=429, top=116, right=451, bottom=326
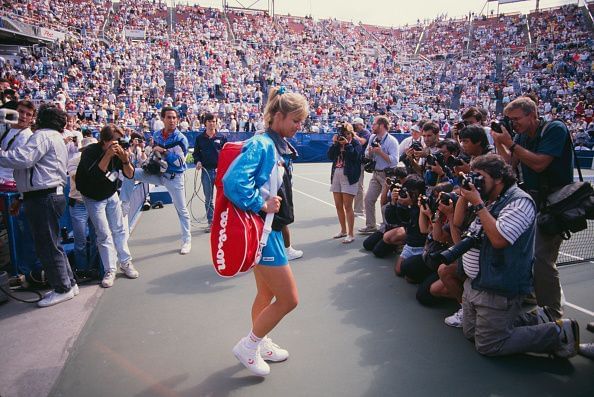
left=0, top=108, right=19, bottom=135
left=429, top=230, right=482, bottom=266
left=460, top=171, right=485, bottom=192
left=491, top=116, right=514, bottom=137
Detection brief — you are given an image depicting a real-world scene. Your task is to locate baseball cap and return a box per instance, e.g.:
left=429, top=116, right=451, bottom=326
left=353, top=117, right=364, bottom=125
left=410, top=124, right=420, bottom=132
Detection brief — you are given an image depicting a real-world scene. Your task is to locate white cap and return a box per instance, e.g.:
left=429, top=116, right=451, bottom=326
left=353, top=117, right=364, bottom=125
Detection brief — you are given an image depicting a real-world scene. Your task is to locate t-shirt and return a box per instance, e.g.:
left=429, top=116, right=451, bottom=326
left=76, top=143, right=131, bottom=201
left=514, top=120, right=573, bottom=192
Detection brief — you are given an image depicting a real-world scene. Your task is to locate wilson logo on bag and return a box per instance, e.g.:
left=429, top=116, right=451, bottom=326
left=210, top=141, right=267, bottom=277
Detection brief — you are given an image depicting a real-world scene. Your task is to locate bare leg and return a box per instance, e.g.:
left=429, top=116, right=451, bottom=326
left=251, top=265, right=299, bottom=338
left=333, top=192, right=346, bottom=235
left=342, top=193, right=355, bottom=237
left=281, top=225, right=291, bottom=248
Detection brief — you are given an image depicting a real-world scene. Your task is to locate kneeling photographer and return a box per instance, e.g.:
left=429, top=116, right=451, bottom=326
left=384, top=175, right=427, bottom=277
left=399, top=183, right=457, bottom=306
left=362, top=167, right=407, bottom=257
left=454, top=153, right=579, bottom=357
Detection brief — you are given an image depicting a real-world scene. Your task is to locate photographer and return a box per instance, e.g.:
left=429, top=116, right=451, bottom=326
left=352, top=117, right=371, bottom=215
left=491, top=96, right=573, bottom=320
left=362, top=167, right=408, bottom=257
left=359, top=115, right=400, bottom=234
left=455, top=125, right=493, bottom=175
left=400, top=183, right=457, bottom=306
left=134, top=107, right=192, bottom=254
left=384, top=175, right=427, bottom=276
left=0, top=100, right=35, bottom=186
left=425, top=139, right=461, bottom=187
left=76, top=124, right=139, bottom=288
left=193, top=113, right=227, bottom=233
left=457, top=154, right=578, bottom=357
left=328, top=122, right=362, bottom=244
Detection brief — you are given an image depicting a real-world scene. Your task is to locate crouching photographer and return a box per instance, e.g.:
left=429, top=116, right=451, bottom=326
left=362, top=167, right=408, bottom=257
left=399, top=183, right=457, bottom=306
left=384, top=175, right=427, bottom=277
left=454, top=153, right=579, bottom=358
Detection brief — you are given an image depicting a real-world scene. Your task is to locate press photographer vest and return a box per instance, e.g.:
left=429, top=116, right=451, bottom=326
left=472, top=185, right=536, bottom=298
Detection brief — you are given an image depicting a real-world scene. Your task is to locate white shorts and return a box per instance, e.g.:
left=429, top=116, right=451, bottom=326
left=330, top=168, right=358, bottom=196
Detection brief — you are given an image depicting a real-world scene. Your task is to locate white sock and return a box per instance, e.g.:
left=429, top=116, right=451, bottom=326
left=244, top=330, right=262, bottom=350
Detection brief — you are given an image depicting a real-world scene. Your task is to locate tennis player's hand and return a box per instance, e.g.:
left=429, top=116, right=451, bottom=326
left=261, top=196, right=282, bottom=213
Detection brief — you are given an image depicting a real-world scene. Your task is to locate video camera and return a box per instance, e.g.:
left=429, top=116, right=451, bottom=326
left=460, top=171, right=485, bottom=192
left=0, top=108, right=19, bottom=135
left=491, top=116, right=514, bottom=137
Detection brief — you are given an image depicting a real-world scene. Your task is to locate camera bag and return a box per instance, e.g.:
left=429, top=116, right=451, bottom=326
left=536, top=120, right=594, bottom=239
left=210, top=141, right=281, bottom=277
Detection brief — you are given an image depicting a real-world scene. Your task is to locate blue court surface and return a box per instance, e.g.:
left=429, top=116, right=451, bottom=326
left=1, top=164, right=593, bottom=397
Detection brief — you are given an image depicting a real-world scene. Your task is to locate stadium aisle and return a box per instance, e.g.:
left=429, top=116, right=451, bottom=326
left=50, top=165, right=594, bottom=397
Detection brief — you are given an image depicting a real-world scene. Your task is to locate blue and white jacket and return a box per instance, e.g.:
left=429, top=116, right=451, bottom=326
left=153, top=128, right=189, bottom=174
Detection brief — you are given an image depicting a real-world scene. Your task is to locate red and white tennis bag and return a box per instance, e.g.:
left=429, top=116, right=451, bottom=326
left=210, top=141, right=280, bottom=277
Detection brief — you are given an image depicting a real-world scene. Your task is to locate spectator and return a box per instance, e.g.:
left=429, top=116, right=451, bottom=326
left=351, top=117, right=370, bottom=215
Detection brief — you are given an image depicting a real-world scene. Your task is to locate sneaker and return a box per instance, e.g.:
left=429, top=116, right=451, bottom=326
left=72, top=284, right=80, bottom=296
left=120, top=262, right=139, bottom=279
left=232, top=338, right=270, bottom=376
left=358, top=225, right=377, bottom=235
left=554, top=319, right=580, bottom=358
left=204, top=224, right=211, bottom=233
left=578, top=343, right=594, bottom=359
left=37, top=289, right=75, bottom=308
left=533, top=306, right=555, bottom=324
left=180, top=241, right=191, bottom=255
left=101, top=271, right=116, bottom=288
left=285, top=246, right=303, bottom=261
left=445, top=308, right=464, bottom=328
left=260, top=336, right=289, bottom=362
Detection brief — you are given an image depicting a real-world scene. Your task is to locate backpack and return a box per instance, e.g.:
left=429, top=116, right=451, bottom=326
left=210, top=141, right=281, bottom=277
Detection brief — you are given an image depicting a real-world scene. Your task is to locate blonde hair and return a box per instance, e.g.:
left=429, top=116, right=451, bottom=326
left=504, top=97, right=538, bottom=116
left=263, top=86, right=309, bottom=128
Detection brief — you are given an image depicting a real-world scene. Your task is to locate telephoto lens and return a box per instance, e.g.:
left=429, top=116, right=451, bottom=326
left=428, top=231, right=482, bottom=266
left=398, top=187, right=409, bottom=199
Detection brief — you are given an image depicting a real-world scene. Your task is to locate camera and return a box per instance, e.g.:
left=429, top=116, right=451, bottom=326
left=370, top=138, right=380, bottom=148
left=460, top=171, right=485, bottom=192
left=410, top=141, right=423, bottom=151
left=429, top=230, right=482, bottom=266
left=117, top=138, right=130, bottom=150
left=426, top=152, right=445, bottom=167
left=0, top=108, right=19, bottom=135
left=398, top=186, right=409, bottom=199
left=491, top=116, right=514, bottom=137
left=439, top=192, right=457, bottom=206
left=386, top=178, right=401, bottom=192
left=450, top=156, right=466, bottom=167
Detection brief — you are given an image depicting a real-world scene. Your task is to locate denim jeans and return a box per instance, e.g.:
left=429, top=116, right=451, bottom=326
left=133, top=169, right=191, bottom=243
left=201, top=168, right=216, bottom=224
left=69, top=200, right=98, bottom=271
left=83, top=193, right=132, bottom=273
left=24, top=193, right=75, bottom=293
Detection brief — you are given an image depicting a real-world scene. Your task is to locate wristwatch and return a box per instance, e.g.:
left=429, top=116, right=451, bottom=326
left=471, top=202, right=485, bottom=212
left=509, top=143, right=517, bottom=153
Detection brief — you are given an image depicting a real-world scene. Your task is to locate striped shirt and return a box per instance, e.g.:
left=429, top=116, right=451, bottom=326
left=463, top=197, right=535, bottom=279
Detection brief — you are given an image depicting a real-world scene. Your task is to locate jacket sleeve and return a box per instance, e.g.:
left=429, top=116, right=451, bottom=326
left=165, top=135, right=188, bottom=167
left=384, top=203, right=402, bottom=225
left=193, top=135, right=201, bottom=164
left=0, top=133, right=49, bottom=169
left=343, top=141, right=361, bottom=162
left=223, top=136, right=275, bottom=213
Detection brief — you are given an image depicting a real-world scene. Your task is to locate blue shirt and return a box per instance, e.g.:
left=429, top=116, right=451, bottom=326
left=152, top=128, right=189, bottom=174
left=193, top=132, right=227, bottom=169
left=365, top=133, right=399, bottom=170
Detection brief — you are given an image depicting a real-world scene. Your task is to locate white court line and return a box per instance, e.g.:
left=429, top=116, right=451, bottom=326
left=565, top=302, right=594, bottom=317
left=294, top=174, right=330, bottom=186
left=294, top=176, right=594, bottom=317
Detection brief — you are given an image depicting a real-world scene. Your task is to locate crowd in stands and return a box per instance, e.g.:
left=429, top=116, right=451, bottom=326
left=0, top=0, right=593, bottom=149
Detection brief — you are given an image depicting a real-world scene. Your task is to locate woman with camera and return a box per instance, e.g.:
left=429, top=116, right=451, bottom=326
left=328, top=123, right=362, bottom=243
